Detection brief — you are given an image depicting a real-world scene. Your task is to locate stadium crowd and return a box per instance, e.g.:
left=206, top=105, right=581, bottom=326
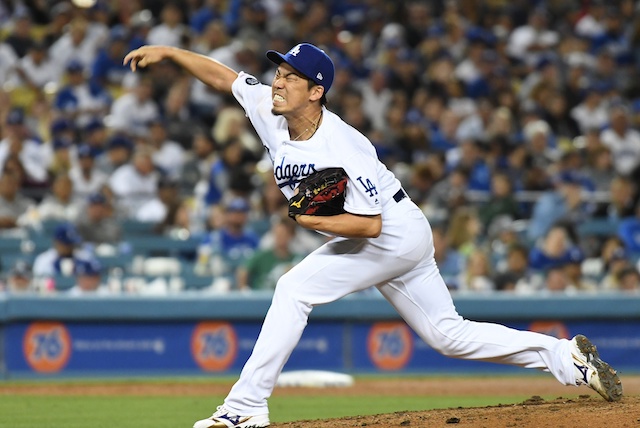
left=1, top=0, right=640, bottom=296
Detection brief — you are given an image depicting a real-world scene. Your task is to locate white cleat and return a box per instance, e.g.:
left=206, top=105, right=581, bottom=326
left=193, top=406, right=270, bottom=428
left=571, top=334, right=623, bottom=402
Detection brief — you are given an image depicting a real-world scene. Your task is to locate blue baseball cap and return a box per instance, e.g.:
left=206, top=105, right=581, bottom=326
left=53, top=137, right=72, bottom=151
left=87, top=192, right=107, bottom=204
left=84, top=117, right=105, bottom=133
left=6, top=108, right=25, bottom=125
left=77, top=143, right=94, bottom=158
left=107, top=134, right=133, bottom=151
left=225, top=197, right=250, bottom=212
left=54, top=223, right=82, bottom=245
left=266, top=43, right=335, bottom=94
left=51, top=117, right=74, bottom=134
left=74, top=258, right=102, bottom=276
left=66, top=59, right=84, bottom=73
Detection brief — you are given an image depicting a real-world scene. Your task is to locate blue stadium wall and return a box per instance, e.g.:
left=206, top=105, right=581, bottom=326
left=1, top=293, right=639, bottom=378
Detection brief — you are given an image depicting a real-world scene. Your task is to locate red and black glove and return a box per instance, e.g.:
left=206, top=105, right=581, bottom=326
left=288, top=168, right=348, bottom=218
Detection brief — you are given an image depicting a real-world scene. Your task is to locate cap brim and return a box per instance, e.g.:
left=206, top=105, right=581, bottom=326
left=266, top=50, right=314, bottom=84
left=266, top=50, right=286, bottom=65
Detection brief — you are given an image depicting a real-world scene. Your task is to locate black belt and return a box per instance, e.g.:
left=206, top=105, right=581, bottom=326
left=393, top=188, right=407, bottom=203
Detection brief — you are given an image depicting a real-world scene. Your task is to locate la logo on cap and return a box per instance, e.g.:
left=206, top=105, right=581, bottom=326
left=289, top=45, right=301, bottom=56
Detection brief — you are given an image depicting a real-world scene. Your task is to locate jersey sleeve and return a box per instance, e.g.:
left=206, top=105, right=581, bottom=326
left=343, top=151, right=383, bottom=215
left=231, top=72, right=279, bottom=157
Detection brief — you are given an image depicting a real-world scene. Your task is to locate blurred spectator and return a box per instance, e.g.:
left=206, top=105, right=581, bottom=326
left=446, top=139, right=491, bottom=192
left=563, top=248, right=598, bottom=292
left=195, top=197, right=259, bottom=288
left=81, top=118, right=109, bottom=157
left=583, top=144, right=615, bottom=191
left=527, top=172, right=594, bottom=242
left=10, top=40, right=60, bottom=91
left=457, top=249, right=495, bottom=292
left=49, top=17, right=99, bottom=73
left=506, top=7, right=559, bottom=66
left=96, top=134, right=134, bottom=176
left=180, top=131, right=217, bottom=194
left=189, top=0, right=223, bottom=37
left=53, top=60, right=113, bottom=129
left=404, top=160, right=438, bottom=207
left=147, top=2, right=188, bottom=48
left=600, top=247, right=634, bottom=290
left=575, top=0, right=607, bottom=39
left=0, top=40, right=18, bottom=83
left=358, top=68, right=393, bottom=132
left=478, top=172, right=520, bottom=231
left=455, top=98, right=494, bottom=144
left=212, top=106, right=261, bottom=157
left=493, top=243, right=532, bottom=292
left=529, top=224, right=583, bottom=273
left=522, top=119, right=555, bottom=170
left=485, top=215, right=523, bottom=273
left=75, top=192, right=122, bottom=245
left=424, top=167, right=469, bottom=223
left=67, top=257, right=110, bottom=296
left=593, top=175, right=636, bottom=220
left=541, top=91, right=580, bottom=139
left=32, top=222, right=92, bottom=277
left=90, top=25, right=133, bottom=89
left=4, top=10, right=33, bottom=58
left=616, top=266, right=640, bottom=293
left=570, top=85, right=609, bottom=134
left=3, top=260, right=33, bottom=293
left=146, top=118, right=185, bottom=179
left=0, top=171, right=35, bottom=230
left=258, top=213, right=323, bottom=258
left=69, top=144, right=108, bottom=203
left=156, top=199, right=194, bottom=239
left=432, top=225, right=464, bottom=290
left=137, top=176, right=181, bottom=223
left=47, top=137, right=74, bottom=176
left=109, top=145, right=161, bottom=218
left=0, top=108, right=51, bottom=186
left=237, top=217, right=303, bottom=291
left=205, top=137, right=255, bottom=206
left=618, top=205, right=640, bottom=254
left=107, top=74, right=160, bottom=137
left=43, top=2, right=73, bottom=47
left=29, top=173, right=81, bottom=224
left=542, top=265, right=572, bottom=293
left=446, top=207, right=483, bottom=258
left=600, top=104, right=640, bottom=176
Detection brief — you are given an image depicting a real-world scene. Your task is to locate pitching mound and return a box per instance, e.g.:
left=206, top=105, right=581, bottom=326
left=272, top=395, right=639, bottom=427
left=269, top=376, right=639, bottom=428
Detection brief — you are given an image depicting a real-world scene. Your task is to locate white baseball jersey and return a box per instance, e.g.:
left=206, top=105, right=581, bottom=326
left=220, top=72, right=580, bottom=418
left=232, top=72, right=402, bottom=216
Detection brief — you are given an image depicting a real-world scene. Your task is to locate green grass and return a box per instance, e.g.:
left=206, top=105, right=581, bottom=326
left=0, top=393, right=531, bottom=428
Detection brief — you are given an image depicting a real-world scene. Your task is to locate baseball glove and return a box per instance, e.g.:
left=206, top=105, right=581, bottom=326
left=288, top=168, right=348, bottom=218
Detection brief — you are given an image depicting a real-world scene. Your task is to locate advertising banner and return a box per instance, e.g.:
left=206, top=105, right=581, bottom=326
left=352, top=320, right=640, bottom=373
left=4, top=319, right=640, bottom=376
left=5, top=321, right=343, bottom=375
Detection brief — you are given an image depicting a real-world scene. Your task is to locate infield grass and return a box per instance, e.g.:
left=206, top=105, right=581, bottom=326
left=2, top=393, right=532, bottom=428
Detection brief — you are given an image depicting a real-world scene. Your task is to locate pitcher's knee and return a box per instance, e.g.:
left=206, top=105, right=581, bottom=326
left=273, top=274, right=310, bottom=309
left=425, top=320, right=472, bottom=357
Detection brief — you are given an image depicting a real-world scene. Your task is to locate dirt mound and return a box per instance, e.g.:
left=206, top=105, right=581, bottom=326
left=272, top=395, right=640, bottom=428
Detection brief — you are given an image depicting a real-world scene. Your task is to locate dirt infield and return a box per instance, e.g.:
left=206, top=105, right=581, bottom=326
left=3, top=375, right=639, bottom=427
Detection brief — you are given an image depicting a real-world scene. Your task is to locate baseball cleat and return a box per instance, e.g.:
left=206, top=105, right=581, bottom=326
left=193, top=406, right=270, bottom=428
left=571, top=334, right=623, bottom=402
